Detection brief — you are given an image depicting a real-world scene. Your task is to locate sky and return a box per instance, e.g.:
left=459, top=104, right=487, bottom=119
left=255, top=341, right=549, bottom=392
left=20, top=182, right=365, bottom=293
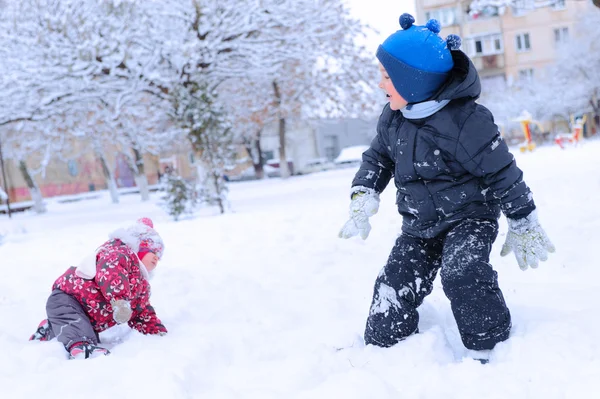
left=345, top=0, right=417, bottom=52
left=1, top=137, right=600, bottom=398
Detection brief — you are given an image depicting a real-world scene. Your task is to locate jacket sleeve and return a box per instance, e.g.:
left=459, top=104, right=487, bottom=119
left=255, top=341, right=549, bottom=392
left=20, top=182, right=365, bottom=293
left=128, top=305, right=168, bottom=335
left=95, top=248, right=133, bottom=303
left=351, top=108, right=395, bottom=194
left=455, top=107, right=535, bottom=219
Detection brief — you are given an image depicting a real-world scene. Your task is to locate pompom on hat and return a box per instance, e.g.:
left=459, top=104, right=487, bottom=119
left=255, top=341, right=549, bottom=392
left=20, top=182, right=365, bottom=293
left=376, top=13, right=462, bottom=103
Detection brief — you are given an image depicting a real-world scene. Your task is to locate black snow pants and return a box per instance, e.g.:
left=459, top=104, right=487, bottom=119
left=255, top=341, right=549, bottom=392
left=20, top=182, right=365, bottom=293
left=364, top=219, right=511, bottom=350
left=45, top=289, right=100, bottom=349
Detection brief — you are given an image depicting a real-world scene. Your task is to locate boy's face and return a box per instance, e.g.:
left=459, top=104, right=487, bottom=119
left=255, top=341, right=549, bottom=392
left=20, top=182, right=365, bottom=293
left=141, top=252, right=159, bottom=272
left=378, top=63, right=408, bottom=111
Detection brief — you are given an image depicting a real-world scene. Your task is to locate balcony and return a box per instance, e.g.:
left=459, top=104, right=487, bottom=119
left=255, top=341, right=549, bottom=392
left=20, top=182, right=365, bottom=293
left=472, top=54, right=506, bottom=76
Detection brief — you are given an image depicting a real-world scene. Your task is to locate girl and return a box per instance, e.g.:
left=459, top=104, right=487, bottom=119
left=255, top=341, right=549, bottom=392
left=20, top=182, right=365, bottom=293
left=30, top=217, right=167, bottom=359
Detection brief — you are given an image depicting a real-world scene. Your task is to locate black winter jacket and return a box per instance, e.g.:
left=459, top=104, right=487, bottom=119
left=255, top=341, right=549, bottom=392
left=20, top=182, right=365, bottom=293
left=352, top=51, right=535, bottom=238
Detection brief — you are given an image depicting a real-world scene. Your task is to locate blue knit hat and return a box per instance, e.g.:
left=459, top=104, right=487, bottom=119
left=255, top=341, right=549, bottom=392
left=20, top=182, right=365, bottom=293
left=376, top=13, right=462, bottom=103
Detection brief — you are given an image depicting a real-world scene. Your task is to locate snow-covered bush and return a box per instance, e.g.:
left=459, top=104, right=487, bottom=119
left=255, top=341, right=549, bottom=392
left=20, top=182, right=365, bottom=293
left=160, top=174, right=198, bottom=221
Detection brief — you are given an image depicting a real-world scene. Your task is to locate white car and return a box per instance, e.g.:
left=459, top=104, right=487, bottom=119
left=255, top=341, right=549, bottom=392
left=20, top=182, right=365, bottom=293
left=297, top=158, right=335, bottom=175
left=334, top=145, right=369, bottom=168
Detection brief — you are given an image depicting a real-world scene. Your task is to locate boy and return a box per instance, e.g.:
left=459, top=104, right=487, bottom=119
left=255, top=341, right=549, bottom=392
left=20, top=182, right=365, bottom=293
left=338, top=14, right=554, bottom=362
left=30, top=217, right=167, bottom=359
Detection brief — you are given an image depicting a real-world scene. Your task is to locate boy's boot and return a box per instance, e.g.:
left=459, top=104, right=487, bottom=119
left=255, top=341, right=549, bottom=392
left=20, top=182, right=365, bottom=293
left=464, top=349, right=491, bottom=365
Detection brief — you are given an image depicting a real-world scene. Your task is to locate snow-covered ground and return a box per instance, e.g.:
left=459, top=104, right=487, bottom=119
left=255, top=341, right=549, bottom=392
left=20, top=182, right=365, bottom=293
left=1, top=139, right=599, bottom=399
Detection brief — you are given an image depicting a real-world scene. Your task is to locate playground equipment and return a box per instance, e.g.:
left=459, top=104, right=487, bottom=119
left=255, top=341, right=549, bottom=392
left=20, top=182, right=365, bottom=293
left=512, top=110, right=544, bottom=153
left=554, top=114, right=586, bottom=149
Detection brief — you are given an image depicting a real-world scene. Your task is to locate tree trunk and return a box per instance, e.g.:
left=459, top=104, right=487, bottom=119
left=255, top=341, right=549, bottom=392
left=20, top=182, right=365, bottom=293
left=194, top=126, right=228, bottom=214
left=273, top=81, right=290, bottom=179
left=277, top=116, right=290, bottom=178
left=98, top=152, right=119, bottom=204
left=131, top=147, right=150, bottom=201
left=211, top=169, right=226, bottom=214
left=19, top=160, right=46, bottom=213
left=253, top=136, right=265, bottom=179
left=205, top=132, right=226, bottom=214
left=0, top=137, right=11, bottom=218
left=244, top=130, right=265, bottom=179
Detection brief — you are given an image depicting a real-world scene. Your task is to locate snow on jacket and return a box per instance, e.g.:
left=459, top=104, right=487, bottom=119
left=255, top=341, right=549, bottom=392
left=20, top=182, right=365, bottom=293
left=352, top=50, right=535, bottom=238
left=52, top=238, right=167, bottom=335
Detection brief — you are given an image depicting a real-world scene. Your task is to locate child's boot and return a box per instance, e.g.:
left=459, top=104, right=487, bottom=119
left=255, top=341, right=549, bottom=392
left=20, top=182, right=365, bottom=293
left=464, top=349, right=491, bottom=364
left=29, top=319, right=51, bottom=341
left=68, top=342, right=110, bottom=359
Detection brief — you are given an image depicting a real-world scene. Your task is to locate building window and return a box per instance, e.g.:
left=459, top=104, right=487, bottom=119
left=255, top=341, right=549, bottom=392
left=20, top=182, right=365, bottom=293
left=475, top=40, right=483, bottom=54
left=425, top=7, right=456, bottom=26
left=516, top=33, right=531, bottom=52
left=554, top=27, right=569, bottom=44
left=465, top=33, right=503, bottom=57
left=518, top=68, right=534, bottom=81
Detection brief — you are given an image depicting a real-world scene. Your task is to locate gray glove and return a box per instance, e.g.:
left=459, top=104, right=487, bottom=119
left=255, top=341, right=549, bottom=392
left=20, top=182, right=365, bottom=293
left=500, top=210, right=555, bottom=271
left=110, top=299, right=133, bottom=324
left=338, top=187, right=380, bottom=240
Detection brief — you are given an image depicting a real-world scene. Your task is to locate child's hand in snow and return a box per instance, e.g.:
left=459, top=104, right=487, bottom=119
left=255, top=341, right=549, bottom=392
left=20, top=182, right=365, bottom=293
left=111, top=299, right=133, bottom=324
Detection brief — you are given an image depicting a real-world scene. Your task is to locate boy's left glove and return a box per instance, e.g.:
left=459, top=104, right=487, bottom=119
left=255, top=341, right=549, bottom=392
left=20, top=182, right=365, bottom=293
left=111, top=299, right=133, bottom=324
left=500, top=210, right=555, bottom=271
left=338, top=187, right=380, bottom=240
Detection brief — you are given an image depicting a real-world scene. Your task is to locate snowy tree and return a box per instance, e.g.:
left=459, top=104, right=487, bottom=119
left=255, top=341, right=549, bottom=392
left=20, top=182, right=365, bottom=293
left=58, top=106, right=122, bottom=204
left=551, top=10, right=600, bottom=120
left=233, top=102, right=272, bottom=180
left=0, top=0, right=139, bottom=125
left=108, top=95, right=179, bottom=201
left=0, top=0, right=182, bottom=204
left=227, top=0, right=378, bottom=179
left=171, top=87, right=234, bottom=214
left=160, top=172, right=197, bottom=221
left=135, top=0, right=289, bottom=201
left=0, top=121, right=71, bottom=213
left=142, top=0, right=378, bottom=180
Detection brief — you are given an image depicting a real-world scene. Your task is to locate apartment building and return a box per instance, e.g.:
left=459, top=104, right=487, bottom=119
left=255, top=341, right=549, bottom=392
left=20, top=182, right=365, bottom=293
left=415, top=0, right=594, bottom=89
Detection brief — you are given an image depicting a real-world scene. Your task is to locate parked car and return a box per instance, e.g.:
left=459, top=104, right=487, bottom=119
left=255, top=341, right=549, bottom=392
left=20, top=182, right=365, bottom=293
left=297, top=158, right=335, bottom=175
left=265, top=159, right=294, bottom=177
left=334, top=145, right=369, bottom=168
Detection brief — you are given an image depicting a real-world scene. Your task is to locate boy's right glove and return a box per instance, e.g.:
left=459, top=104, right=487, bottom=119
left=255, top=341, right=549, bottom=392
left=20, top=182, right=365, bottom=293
left=338, top=187, right=380, bottom=240
left=111, top=299, right=133, bottom=324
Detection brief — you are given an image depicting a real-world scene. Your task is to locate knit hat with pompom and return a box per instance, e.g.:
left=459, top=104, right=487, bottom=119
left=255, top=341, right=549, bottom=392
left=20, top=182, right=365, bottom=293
left=376, top=13, right=462, bottom=103
left=109, top=217, right=164, bottom=260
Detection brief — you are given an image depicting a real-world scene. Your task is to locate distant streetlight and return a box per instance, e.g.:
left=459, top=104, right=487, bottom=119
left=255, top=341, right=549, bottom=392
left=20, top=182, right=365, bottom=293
left=0, top=134, right=12, bottom=218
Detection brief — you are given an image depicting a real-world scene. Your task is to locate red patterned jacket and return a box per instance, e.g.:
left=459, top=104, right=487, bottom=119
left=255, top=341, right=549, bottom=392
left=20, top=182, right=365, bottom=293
left=53, top=239, right=167, bottom=335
